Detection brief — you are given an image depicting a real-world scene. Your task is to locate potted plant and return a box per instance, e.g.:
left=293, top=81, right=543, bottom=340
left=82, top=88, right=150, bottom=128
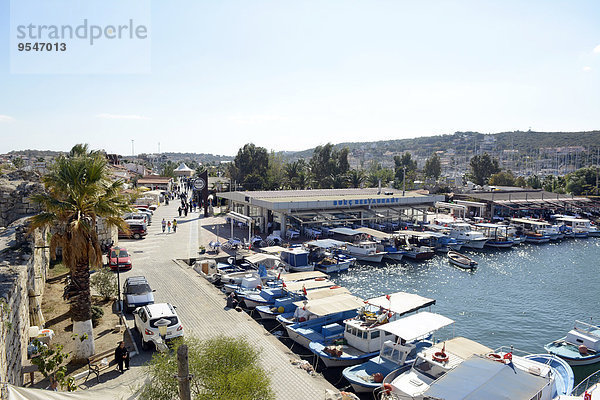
left=198, top=245, right=206, bottom=254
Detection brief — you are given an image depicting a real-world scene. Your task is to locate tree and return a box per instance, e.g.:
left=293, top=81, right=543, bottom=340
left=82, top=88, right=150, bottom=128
left=424, top=153, right=442, bottom=180
left=394, top=152, right=417, bottom=189
left=265, top=151, right=285, bottom=190
left=139, top=336, right=274, bottom=400
left=30, top=339, right=76, bottom=391
left=309, top=143, right=350, bottom=188
left=90, top=266, right=117, bottom=301
left=284, top=160, right=309, bottom=189
left=468, top=153, right=500, bottom=186
left=347, top=169, right=366, bottom=188
left=29, top=144, right=132, bottom=360
left=366, top=161, right=394, bottom=188
left=228, top=143, right=269, bottom=191
left=161, top=161, right=176, bottom=178
left=527, top=174, right=542, bottom=189
left=12, top=157, right=24, bottom=169
left=489, top=170, right=515, bottom=186
left=514, top=176, right=527, bottom=188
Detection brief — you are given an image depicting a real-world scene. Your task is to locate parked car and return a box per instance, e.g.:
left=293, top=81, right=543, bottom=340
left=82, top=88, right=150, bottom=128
left=108, top=246, right=132, bottom=271
left=133, top=303, right=184, bottom=350
left=123, top=276, right=155, bottom=313
left=133, top=210, right=152, bottom=224
left=118, top=223, right=147, bottom=240
left=123, top=213, right=149, bottom=225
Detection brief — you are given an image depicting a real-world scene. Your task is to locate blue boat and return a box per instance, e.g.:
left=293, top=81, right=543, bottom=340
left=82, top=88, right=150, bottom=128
left=241, top=286, right=286, bottom=309
left=544, top=320, right=600, bottom=366
left=310, top=291, right=436, bottom=368
left=523, top=353, right=574, bottom=398
left=342, top=311, right=453, bottom=393
left=305, top=239, right=356, bottom=273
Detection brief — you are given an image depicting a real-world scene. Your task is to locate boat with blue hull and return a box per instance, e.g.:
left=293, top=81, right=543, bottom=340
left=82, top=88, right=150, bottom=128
left=523, top=353, right=574, bottom=398
left=310, top=292, right=436, bottom=368
left=305, top=239, right=355, bottom=273
left=342, top=311, right=453, bottom=393
left=260, top=286, right=350, bottom=321
left=545, top=320, right=600, bottom=366
left=475, top=223, right=515, bottom=248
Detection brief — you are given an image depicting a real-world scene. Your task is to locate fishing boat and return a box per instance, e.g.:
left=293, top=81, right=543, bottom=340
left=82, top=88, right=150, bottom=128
left=474, top=223, right=515, bottom=248
left=305, top=239, right=355, bottom=273
left=394, top=231, right=435, bottom=261
left=544, top=320, right=600, bottom=366
left=447, top=250, right=477, bottom=270
left=438, top=221, right=489, bottom=249
left=309, top=292, right=437, bottom=367
left=379, top=337, right=492, bottom=399
left=555, top=216, right=594, bottom=238
left=280, top=247, right=314, bottom=272
left=510, top=218, right=554, bottom=243
left=259, top=285, right=350, bottom=321
left=344, top=240, right=387, bottom=263
left=342, top=312, right=453, bottom=393
left=354, top=227, right=406, bottom=261
left=523, top=353, right=574, bottom=398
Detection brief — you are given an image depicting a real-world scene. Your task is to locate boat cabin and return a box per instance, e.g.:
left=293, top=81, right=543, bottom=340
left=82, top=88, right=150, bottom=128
left=280, top=248, right=311, bottom=269
left=565, top=320, right=600, bottom=353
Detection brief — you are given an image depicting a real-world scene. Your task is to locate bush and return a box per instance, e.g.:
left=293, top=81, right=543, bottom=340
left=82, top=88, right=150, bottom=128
left=91, top=305, right=104, bottom=327
left=90, top=266, right=117, bottom=300
left=139, top=336, right=274, bottom=400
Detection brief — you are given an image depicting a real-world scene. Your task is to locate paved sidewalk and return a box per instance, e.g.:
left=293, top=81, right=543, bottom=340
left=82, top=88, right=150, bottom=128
left=104, top=200, right=337, bottom=399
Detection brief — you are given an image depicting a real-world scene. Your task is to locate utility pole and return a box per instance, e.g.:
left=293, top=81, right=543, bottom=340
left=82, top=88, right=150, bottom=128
left=402, top=166, right=406, bottom=196
left=131, top=139, right=135, bottom=157
left=176, top=345, right=192, bottom=400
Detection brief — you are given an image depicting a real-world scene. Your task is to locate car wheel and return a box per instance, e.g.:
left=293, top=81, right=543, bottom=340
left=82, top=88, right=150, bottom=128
left=133, top=233, right=141, bottom=239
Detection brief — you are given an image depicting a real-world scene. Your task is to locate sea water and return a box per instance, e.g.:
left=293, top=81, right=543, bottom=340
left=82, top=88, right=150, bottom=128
left=329, top=238, right=600, bottom=383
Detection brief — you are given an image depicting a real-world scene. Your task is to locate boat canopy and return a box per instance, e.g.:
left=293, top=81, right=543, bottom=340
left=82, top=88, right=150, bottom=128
left=377, top=312, right=454, bottom=341
left=510, top=218, right=551, bottom=227
left=475, top=223, right=507, bottom=229
left=280, top=271, right=328, bottom=282
left=244, top=253, right=281, bottom=269
left=330, top=227, right=361, bottom=236
left=432, top=337, right=492, bottom=360
left=366, top=292, right=435, bottom=316
left=293, top=293, right=365, bottom=316
left=260, top=245, right=288, bottom=254
left=424, top=355, right=549, bottom=400
left=395, top=230, right=436, bottom=238
left=304, top=286, right=350, bottom=300
left=304, top=239, right=346, bottom=249
left=284, top=279, right=334, bottom=292
left=355, top=227, right=391, bottom=240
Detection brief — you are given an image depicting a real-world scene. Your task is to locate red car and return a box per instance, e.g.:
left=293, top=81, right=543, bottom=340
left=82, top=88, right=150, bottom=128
left=108, top=246, right=132, bottom=271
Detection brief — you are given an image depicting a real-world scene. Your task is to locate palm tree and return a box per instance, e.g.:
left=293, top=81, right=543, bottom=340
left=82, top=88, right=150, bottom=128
left=347, top=169, right=366, bottom=188
left=29, top=145, right=132, bottom=360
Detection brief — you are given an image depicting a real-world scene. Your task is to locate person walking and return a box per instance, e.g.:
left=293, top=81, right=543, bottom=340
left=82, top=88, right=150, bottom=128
left=167, top=220, right=171, bottom=233
left=173, top=219, right=178, bottom=233
left=161, top=218, right=166, bottom=233
left=178, top=206, right=182, bottom=217
left=114, top=341, right=130, bottom=372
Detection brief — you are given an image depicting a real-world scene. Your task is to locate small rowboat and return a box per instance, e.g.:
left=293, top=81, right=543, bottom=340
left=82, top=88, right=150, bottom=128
left=447, top=251, right=477, bottom=270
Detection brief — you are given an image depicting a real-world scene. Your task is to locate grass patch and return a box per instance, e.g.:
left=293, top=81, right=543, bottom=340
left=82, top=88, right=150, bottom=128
left=49, top=262, right=69, bottom=279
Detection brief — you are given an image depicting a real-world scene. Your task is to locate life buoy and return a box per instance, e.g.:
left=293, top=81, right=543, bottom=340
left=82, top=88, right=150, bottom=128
left=486, top=353, right=504, bottom=362
left=383, top=383, right=393, bottom=395
left=432, top=351, right=449, bottom=363
left=584, top=391, right=592, bottom=400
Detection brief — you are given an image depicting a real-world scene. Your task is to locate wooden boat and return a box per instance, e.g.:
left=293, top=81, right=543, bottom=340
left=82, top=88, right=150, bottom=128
left=447, top=251, right=477, bottom=270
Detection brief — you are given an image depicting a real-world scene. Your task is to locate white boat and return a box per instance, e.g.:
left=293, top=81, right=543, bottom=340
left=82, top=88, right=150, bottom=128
left=394, top=231, right=436, bottom=260
left=309, top=292, right=437, bottom=368
left=439, top=221, right=488, bottom=249
left=474, top=223, right=515, bottom=248
left=305, top=239, right=355, bottom=273
left=447, top=250, right=477, bottom=270
left=555, top=216, right=596, bottom=238
left=545, top=320, right=600, bottom=366
left=380, top=337, right=492, bottom=399
left=280, top=247, right=314, bottom=272
left=565, top=369, right=600, bottom=399
left=510, top=218, right=555, bottom=243
left=354, top=227, right=406, bottom=261
left=345, top=241, right=386, bottom=262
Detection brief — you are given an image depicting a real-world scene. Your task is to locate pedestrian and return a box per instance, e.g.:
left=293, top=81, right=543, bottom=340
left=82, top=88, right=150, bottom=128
left=184, top=206, right=188, bottom=217
left=162, top=218, right=166, bottom=233
left=173, top=219, right=178, bottom=233
left=178, top=206, right=182, bottom=217
left=167, top=220, right=171, bottom=233
left=114, top=341, right=130, bottom=372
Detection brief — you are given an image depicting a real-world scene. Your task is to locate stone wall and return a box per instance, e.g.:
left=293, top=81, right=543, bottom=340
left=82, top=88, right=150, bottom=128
left=0, top=218, right=49, bottom=387
left=0, top=174, right=43, bottom=228
left=96, top=217, right=118, bottom=246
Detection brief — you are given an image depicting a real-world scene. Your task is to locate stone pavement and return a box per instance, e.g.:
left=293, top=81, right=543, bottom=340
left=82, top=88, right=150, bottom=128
left=109, top=199, right=337, bottom=399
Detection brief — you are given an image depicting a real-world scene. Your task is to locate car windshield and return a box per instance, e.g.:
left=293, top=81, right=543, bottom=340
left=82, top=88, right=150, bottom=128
left=149, top=316, right=178, bottom=328
left=118, top=250, right=129, bottom=257
left=126, top=284, right=151, bottom=294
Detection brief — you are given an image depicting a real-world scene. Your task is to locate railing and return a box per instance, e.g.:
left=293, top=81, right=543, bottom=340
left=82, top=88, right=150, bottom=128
left=572, top=369, right=600, bottom=396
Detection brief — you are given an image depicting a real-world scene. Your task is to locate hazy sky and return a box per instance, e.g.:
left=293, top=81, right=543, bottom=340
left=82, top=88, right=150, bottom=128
left=1, top=0, right=599, bottom=156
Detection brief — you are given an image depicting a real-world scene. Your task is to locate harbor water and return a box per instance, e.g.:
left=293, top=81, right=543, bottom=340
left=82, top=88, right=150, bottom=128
left=329, top=238, right=600, bottom=383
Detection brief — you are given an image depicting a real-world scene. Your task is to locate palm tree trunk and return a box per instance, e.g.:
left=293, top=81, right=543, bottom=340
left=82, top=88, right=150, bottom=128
left=71, top=261, right=95, bottom=360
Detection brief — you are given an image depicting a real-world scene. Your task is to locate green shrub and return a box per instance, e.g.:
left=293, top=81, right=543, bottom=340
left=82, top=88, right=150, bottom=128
left=90, top=266, right=117, bottom=300
left=91, top=305, right=104, bottom=327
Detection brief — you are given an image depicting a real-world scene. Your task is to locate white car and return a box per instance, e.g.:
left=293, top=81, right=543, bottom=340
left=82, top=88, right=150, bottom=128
left=123, top=213, right=148, bottom=225
left=133, top=303, right=184, bottom=350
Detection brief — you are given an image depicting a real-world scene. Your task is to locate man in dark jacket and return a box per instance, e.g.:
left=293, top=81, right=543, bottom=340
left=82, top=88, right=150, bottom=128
left=114, top=341, right=130, bottom=372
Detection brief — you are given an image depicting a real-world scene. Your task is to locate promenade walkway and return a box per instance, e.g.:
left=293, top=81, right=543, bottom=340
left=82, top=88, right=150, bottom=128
left=100, top=200, right=337, bottom=399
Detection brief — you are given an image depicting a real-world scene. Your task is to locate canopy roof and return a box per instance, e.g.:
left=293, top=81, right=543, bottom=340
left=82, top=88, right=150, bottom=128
left=244, top=253, right=279, bottom=265
left=432, top=337, right=492, bottom=360
left=424, top=355, right=549, bottom=400
left=260, top=245, right=288, bottom=254
left=355, top=227, right=391, bottom=239
left=510, top=217, right=550, bottom=226
left=396, top=230, right=435, bottom=238
left=293, top=293, right=365, bottom=316
left=330, top=227, right=361, bottom=236
left=377, top=312, right=454, bottom=341
left=284, top=279, right=334, bottom=292
left=305, top=286, right=350, bottom=300
left=280, top=271, right=328, bottom=282
left=366, top=292, right=435, bottom=316
left=174, top=163, right=194, bottom=171
left=305, top=239, right=346, bottom=249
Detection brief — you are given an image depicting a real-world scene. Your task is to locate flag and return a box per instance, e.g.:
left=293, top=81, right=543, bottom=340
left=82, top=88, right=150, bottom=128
left=277, top=271, right=281, bottom=280
left=386, top=294, right=391, bottom=301
left=282, top=281, right=286, bottom=288
left=302, top=285, right=307, bottom=296
left=503, top=352, right=513, bottom=361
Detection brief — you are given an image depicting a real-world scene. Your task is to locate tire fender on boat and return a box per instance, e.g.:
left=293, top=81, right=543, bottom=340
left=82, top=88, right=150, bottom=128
left=383, top=383, right=393, bottom=395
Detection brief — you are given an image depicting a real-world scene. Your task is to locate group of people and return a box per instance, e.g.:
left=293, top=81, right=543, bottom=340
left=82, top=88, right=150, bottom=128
left=161, top=218, right=178, bottom=233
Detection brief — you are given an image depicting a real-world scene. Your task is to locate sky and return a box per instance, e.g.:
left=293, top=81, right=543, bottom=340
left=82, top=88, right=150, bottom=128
left=0, top=0, right=599, bottom=157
